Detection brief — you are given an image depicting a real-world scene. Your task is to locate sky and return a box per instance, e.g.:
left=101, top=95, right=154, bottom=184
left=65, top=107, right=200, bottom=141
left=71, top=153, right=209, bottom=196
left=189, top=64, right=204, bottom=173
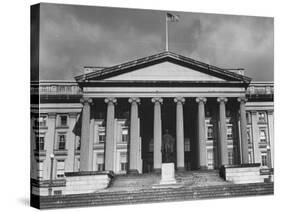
left=38, top=3, right=274, bottom=81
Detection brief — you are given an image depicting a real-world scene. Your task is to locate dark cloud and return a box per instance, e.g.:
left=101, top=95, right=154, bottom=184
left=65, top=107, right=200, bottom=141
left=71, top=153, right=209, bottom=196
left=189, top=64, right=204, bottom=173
left=39, top=3, right=273, bottom=81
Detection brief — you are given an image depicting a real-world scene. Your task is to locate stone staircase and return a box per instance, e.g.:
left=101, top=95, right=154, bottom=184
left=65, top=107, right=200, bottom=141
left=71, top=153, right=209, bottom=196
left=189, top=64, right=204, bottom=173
left=33, top=171, right=273, bottom=209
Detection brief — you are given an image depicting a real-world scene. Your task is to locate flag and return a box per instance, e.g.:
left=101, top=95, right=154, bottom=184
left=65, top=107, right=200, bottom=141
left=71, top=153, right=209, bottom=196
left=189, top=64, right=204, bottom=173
left=167, top=13, right=180, bottom=22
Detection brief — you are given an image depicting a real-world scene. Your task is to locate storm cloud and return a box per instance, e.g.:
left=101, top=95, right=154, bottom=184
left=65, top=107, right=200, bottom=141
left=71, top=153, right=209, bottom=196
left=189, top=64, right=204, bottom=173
left=38, top=3, right=273, bottom=81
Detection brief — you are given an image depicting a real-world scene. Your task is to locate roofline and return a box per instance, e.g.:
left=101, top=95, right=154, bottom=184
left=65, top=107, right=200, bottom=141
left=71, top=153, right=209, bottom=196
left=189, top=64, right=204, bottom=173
left=74, top=51, right=252, bottom=83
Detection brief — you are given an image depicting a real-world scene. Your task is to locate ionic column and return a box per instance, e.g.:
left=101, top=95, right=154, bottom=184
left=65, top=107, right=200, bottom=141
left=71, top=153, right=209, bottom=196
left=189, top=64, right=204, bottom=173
left=196, top=97, right=207, bottom=169
left=104, top=98, right=117, bottom=172
left=217, top=97, right=228, bottom=166
left=174, top=97, right=185, bottom=170
left=238, top=97, right=249, bottom=164
left=80, top=98, right=93, bottom=171
left=152, top=97, right=163, bottom=172
left=128, top=97, right=141, bottom=174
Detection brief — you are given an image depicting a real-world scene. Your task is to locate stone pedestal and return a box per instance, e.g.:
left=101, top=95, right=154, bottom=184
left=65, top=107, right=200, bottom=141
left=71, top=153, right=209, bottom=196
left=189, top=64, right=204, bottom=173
left=160, top=163, right=176, bottom=184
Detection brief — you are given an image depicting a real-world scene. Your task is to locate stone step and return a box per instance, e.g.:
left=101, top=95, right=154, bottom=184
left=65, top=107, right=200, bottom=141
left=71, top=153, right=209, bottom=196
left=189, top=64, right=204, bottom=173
left=37, top=183, right=273, bottom=209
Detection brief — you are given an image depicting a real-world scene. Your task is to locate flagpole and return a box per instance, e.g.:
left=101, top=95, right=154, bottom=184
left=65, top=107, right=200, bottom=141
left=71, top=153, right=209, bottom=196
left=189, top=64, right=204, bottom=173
left=165, top=13, right=168, bottom=51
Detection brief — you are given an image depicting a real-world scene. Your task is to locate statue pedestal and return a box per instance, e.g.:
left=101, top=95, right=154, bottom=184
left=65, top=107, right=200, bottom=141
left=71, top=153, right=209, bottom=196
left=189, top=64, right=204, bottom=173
left=160, top=163, right=176, bottom=184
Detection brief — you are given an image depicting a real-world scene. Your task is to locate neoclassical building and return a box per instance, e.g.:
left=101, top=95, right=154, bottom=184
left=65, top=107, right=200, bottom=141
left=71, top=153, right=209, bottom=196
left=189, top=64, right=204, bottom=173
left=31, top=51, right=274, bottom=195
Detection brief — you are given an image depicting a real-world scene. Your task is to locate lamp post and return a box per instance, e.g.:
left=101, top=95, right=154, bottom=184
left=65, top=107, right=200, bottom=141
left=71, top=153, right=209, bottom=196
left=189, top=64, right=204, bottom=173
left=48, top=153, right=54, bottom=196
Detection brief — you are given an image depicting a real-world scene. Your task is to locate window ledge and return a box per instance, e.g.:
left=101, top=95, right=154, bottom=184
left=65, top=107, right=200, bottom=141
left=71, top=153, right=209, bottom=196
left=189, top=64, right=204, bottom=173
left=56, top=126, right=69, bottom=129
left=54, top=149, right=68, bottom=156
left=34, top=149, right=46, bottom=157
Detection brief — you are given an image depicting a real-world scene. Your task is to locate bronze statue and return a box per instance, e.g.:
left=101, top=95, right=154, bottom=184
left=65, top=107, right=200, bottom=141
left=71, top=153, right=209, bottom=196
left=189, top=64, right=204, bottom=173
left=162, top=129, right=175, bottom=163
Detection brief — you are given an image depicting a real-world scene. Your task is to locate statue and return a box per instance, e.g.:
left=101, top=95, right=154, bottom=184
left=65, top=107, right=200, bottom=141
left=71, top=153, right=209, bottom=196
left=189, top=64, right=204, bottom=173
left=162, top=129, right=175, bottom=163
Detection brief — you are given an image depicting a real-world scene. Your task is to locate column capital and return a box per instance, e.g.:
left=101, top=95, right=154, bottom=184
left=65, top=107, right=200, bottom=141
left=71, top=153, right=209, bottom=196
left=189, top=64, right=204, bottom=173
left=80, top=97, right=93, bottom=105
left=217, top=97, right=228, bottom=103
left=267, top=110, right=274, bottom=115
left=48, top=112, right=56, bottom=119
left=104, top=97, right=117, bottom=104
left=196, top=97, right=207, bottom=103
left=128, top=97, right=141, bottom=104
left=151, top=97, right=163, bottom=104
left=237, top=97, right=247, bottom=104
left=174, top=97, right=185, bottom=104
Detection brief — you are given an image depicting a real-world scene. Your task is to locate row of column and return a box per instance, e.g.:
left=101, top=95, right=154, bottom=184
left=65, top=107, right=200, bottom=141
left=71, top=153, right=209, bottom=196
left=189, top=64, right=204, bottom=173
left=79, top=96, right=249, bottom=173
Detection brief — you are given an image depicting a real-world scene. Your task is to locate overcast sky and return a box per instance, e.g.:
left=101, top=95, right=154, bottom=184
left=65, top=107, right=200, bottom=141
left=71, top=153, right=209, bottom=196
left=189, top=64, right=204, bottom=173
left=39, top=3, right=274, bottom=81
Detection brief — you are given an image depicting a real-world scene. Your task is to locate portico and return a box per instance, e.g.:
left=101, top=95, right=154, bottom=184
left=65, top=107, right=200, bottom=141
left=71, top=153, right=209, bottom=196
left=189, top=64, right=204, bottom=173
left=75, top=51, right=252, bottom=174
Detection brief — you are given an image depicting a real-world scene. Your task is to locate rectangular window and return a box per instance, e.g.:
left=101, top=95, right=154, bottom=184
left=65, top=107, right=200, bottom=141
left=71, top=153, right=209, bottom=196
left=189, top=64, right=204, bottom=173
left=57, top=134, right=66, bottom=150
left=207, top=126, right=214, bottom=140
left=97, top=153, right=104, bottom=171
left=259, top=129, right=267, bottom=143
left=56, top=160, right=65, bottom=178
left=261, top=154, right=267, bottom=166
left=76, top=138, right=81, bottom=150
left=228, top=151, right=234, bottom=165
left=59, top=115, right=68, bottom=127
left=54, top=190, right=62, bottom=196
left=184, top=138, right=190, bottom=152
left=121, top=163, right=127, bottom=171
left=248, top=151, right=253, bottom=163
left=258, top=112, right=267, bottom=123
left=35, top=135, right=45, bottom=150
left=227, top=126, right=233, bottom=139
left=246, top=112, right=251, bottom=124
left=121, top=127, right=129, bottom=143
left=37, top=160, right=44, bottom=180
left=207, top=150, right=214, bottom=168
left=98, top=126, right=105, bottom=143
left=120, top=152, right=127, bottom=172
left=247, top=128, right=252, bottom=144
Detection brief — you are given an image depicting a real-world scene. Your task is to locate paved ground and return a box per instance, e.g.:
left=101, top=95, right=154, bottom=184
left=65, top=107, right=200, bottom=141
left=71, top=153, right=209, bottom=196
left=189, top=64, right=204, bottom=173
left=104, top=170, right=231, bottom=192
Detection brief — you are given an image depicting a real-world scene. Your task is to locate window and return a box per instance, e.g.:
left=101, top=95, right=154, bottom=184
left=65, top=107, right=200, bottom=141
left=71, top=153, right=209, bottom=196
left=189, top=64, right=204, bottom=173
left=149, top=139, right=153, bottom=152
left=228, top=151, right=234, bottom=165
left=54, top=190, right=62, bottom=196
left=207, top=126, right=214, bottom=140
left=59, top=115, right=68, bottom=127
left=56, top=160, right=65, bottom=178
left=259, top=129, right=267, bottom=143
left=57, top=134, right=66, bottom=150
left=97, top=153, right=104, bottom=171
left=121, top=127, right=129, bottom=143
left=120, top=152, right=127, bottom=172
left=227, top=126, right=233, bottom=139
left=121, top=163, right=127, bottom=171
left=35, top=135, right=45, bottom=150
left=207, top=150, right=214, bottom=168
left=248, top=151, right=253, bottom=163
left=261, top=154, right=267, bottom=166
left=258, top=112, right=266, bottom=123
left=98, top=126, right=105, bottom=143
left=247, top=128, right=252, bottom=144
left=246, top=112, right=251, bottom=124
left=184, top=138, right=190, bottom=152
left=37, top=160, right=44, bottom=180
left=76, top=158, right=80, bottom=171
left=76, top=138, right=81, bottom=150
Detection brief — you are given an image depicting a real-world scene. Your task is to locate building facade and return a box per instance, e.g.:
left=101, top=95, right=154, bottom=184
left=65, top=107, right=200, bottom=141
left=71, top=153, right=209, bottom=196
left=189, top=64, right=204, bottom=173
left=31, top=51, right=274, bottom=194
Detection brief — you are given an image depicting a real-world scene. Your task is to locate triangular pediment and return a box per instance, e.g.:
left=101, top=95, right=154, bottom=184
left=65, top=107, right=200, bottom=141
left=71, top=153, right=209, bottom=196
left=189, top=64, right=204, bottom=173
left=75, top=51, right=251, bottom=83
left=105, top=61, right=225, bottom=81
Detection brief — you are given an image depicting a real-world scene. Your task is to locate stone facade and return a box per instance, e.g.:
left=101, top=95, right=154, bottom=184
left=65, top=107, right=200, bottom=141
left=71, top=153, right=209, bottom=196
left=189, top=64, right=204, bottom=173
left=31, top=52, right=274, bottom=196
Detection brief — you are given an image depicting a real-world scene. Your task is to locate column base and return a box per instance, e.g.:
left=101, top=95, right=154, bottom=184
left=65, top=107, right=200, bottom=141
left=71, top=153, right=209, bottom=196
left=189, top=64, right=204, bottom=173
left=153, top=168, right=161, bottom=174
left=128, top=169, right=139, bottom=175
left=199, top=166, right=208, bottom=170
left=176, top=167, right=186, bottom=172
